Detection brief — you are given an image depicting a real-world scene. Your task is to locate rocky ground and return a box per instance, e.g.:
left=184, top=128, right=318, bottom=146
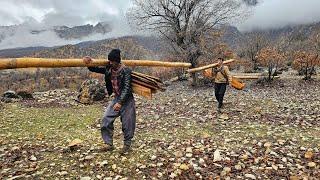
left=0, top=78, right=319, bottom=179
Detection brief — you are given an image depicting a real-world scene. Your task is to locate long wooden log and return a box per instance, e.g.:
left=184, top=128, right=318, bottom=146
left=203, top=69, right=280, bottom=80
left=187, top=59, right=235, bottom=73
left=0, top=58, right=192, bottom=70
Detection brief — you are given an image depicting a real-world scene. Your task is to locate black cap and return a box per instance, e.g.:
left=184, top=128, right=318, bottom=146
left=218, top=57, right=225, bottom=61
left=108, top=49, right=121, bottom=63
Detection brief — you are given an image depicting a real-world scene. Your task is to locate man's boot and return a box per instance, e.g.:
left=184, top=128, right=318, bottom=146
left=101, top=144, right=114, bottom=152
left=120, top=144, right=131, bottom=155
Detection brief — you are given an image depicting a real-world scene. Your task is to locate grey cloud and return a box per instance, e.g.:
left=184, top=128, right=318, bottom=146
left=237, top=0, right=320, bottom=31
left=1, top=0, right=320, bottom=49
left=0, top=0, right=134, bottom=49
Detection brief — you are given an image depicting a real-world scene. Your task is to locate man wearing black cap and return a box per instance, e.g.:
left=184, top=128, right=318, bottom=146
left=212, top=57, right=232, bottom=113
left=83, top=49, right=136, bottom=154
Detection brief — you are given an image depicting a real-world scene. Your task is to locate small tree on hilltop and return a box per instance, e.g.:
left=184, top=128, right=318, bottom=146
left=257, top=47, right=286, bottom=82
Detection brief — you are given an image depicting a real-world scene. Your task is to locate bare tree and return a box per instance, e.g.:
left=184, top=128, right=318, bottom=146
left=239, top=32, right=269, bottom=71
left=128, top=0, right=250, bottom=85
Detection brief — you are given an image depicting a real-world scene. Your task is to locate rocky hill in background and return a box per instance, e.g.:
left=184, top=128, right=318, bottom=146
left=0, top=22, right=112, bottom=43
left=1, top=22, right=320, bottom=59
left=31, top=36, right=163, bottom=60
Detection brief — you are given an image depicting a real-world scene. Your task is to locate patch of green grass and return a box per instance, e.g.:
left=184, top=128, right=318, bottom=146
left=1, top=104, right=103, bottom=145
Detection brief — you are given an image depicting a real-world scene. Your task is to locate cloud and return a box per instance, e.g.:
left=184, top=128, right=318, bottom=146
left=237, top=0, right=320, bottom=31
left=0, top=0, right=132, bottom=26
left=0, top=0, right=134, bottom=49
left=1, top=0, right=320, bottom=49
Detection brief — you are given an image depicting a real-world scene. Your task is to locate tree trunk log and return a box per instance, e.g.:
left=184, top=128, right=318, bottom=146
left=0, top=58, right=192, bottom=70
left=187, top=59, right=235, bottom=73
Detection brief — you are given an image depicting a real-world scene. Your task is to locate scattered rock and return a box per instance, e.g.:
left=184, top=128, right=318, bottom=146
left=29, top=155, right=37, bottom=161
left=186, top=147, right=193, bottom=153
left=17, top=90, right=34, bottom=99
left=307, top=162, right=316, bottom=168
left=2, top=90, right=19, bottom=99
left=179, top=164, right=189, bottom=170
left=150, top=155, right=157, bottom=161
left=213, top=149, right=222, bottom=162
left=80, top=177, right=91, bottom=180
left=77, top=79, right=106, bottom=104
left=235, top=164, right=242, bottom=170
left=85, top=155, right=94, bottom=160
left=68, top=139, right=83, bottom=148
left=304, top=150, right=313, bottom=159
left=245, top=174, right=256, bottom=180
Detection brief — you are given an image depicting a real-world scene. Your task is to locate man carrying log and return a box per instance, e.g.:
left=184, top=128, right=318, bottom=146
left=83, top=49, right=136, bottom=155
left=212, top=57, right=232, bottom=113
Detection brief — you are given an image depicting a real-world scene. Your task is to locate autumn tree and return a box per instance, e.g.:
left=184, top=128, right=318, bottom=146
left=293, top=51, right=319, bottom=80
left=292, top=31, right=320, bottom=80
left=128, top=0, right=251, bottom=85
left=257, top=47, right=286, bottom=82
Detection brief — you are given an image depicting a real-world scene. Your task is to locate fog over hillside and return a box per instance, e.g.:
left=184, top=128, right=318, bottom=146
left=1, top=0, right=320, bottom=49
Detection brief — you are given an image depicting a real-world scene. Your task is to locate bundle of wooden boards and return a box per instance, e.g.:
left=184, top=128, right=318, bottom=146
left=131, top=72, right=165, bottom=99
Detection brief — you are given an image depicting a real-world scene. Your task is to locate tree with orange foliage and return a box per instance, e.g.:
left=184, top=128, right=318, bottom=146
left=293, top=51, right=319, bottom=80
left=257, top=47, right=286, bottom=81
left=292, top=32, right=320, bottom=80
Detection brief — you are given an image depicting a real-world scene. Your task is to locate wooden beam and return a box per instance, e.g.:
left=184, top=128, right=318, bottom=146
left=203, top=69, right=280, bottom=80
left=0, top=58, right=192, bottom=70
left=232, top=75, right=280, bottom=79
left=187, top=59, right=235, bottom=73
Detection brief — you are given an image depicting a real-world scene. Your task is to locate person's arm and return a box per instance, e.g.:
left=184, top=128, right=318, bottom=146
left=83, top=56, right=108, bottom=74
left=211, top=68, right=217, bottom=79
left=224, top=66, right=232, bottom=83
left=88, top=67, right=107, bottom=74
left=117, top=68, right=132, bottom=105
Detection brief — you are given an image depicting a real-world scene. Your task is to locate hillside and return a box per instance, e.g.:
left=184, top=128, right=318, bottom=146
left=1, top=22, right=320, bottom=59
left=31, top=36, right=162, bottom=60
left=1, top=79, right=319, bottom=179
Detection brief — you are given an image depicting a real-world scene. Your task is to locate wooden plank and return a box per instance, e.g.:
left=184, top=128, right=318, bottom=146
left=132, top=82, right=152, bottom=99
left=132, top=71, right=161, bottom=82
left=233, top=75, right=280, bottom=79
left=0, top=58, right=192, bottom=70
left=203, top=69, right=280, bottom=80
left=132, top=79, right=158, bottom=90
left=132, top=74, right=159, bottom=86
left=187, top=59, right=235, bottom=73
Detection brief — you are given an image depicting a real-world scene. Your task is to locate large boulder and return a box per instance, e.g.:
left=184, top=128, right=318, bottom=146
left=3, top=90, right=19, bottom=99
left=77, top=79, right=106, bottom=104
left=17, top=90, right=34, bottom=99
left=1, top=90, right=21, bottom=103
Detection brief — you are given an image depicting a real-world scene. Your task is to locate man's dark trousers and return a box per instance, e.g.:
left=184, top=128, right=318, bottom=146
left=214, top=83, right=227, bottom=108
left=101, top=96, right=136, bottom=146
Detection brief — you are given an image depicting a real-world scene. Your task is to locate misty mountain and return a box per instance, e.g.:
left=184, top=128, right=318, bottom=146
left=30, top=36, right=162, bottom=60
left=0, top=22, right=112, bottom=44
left=1, top=22, right=320, bottom=59
left=0, top=46, right=53, bottom=58
left=53, top=22, right=112, bottom=39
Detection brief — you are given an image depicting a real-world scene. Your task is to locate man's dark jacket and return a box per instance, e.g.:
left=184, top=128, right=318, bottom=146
left=88, top=65, right=133, bottom=105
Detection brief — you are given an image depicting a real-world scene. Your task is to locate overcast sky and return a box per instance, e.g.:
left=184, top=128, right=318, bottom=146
left=0, top=0, right=132, bottom=27
left=1, top=0, right=320, bottom=49
left=237, top=0, right=320, bottom=31
left=1, top=0, right=320, bottom=29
